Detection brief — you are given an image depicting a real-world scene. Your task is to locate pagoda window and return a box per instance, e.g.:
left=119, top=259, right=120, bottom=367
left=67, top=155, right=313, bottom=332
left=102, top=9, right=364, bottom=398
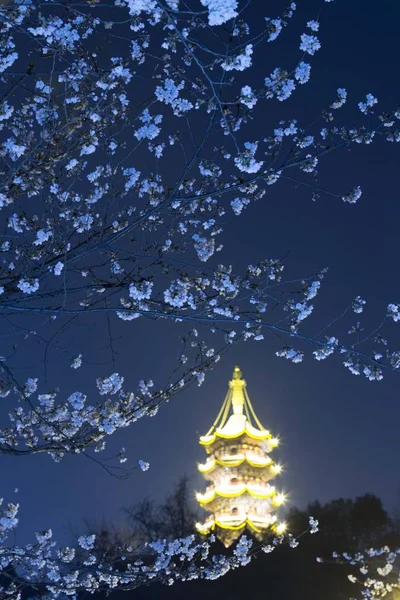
left=231, top=507, right=239, bottom=516
left=230, top=477, right=238, bottom=485
left=230, top=446, right=237, bottom=455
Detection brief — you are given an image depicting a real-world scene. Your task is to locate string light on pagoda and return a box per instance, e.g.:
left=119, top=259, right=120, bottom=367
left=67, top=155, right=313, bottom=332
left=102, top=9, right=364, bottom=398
left=275, top=522, right=287, bottom=535
left=273, top=493, right=286, bottom=507
left=271, top=463, right=282, bottom=474
left=195, top=366, right=289, bottom=547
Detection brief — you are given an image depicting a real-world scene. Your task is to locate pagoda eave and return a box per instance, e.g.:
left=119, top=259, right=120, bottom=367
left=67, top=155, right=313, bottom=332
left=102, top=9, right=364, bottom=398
left=198, top=455, right=275, bottom=474
left=196, top=517, right=273, bottom=535
left=199, top=429, right=272, bottom=446
left=196, top=484, right=278, bottom=504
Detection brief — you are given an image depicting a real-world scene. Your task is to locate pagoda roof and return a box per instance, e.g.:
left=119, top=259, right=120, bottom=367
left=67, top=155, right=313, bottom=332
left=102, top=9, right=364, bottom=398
left=198, top=453, right=273, bottom=473
left=196, top=515, right=276, bottom=536
left=196, top=482, right=277, bottom=503
left=199, top=414, right=271, bottom=445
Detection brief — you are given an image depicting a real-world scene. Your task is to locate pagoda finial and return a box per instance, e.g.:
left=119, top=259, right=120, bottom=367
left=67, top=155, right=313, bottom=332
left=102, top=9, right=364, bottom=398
left=229, top=366, right=246, bottom=415
left=232, top=365, right=242, bottom=379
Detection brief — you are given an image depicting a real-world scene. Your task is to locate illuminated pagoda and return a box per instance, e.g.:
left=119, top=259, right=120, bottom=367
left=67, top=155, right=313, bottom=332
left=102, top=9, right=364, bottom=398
left=195, top=366, right=286, bottom=547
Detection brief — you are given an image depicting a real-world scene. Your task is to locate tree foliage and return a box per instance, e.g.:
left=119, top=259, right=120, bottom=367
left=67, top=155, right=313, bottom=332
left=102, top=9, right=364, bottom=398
left=123, top=475, right=199, bottom=542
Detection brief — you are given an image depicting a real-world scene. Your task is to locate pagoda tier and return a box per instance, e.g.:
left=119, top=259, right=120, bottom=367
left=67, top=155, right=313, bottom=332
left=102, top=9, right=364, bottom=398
left=195, top=366, right=286, bottom=547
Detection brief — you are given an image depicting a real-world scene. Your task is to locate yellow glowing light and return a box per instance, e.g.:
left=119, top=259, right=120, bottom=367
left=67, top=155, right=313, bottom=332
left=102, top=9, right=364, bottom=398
left=198, top=458, right=216, bottom=473
left=275, top=522, right=287, bottom=535
left=270, top=437, right=279, bottom=447
left=196, top=517, right=274, bottom=536
left=195, top=522, right=211, bottom=534
left=199, top=428, right=272, bottom=446
left=198, top=455, right=273, bottom=474
left=273, top=493, right=286, bottom=507
left=196, top=484, right=276, bottom=504
left=195, top=488, right=215, bottom=502
left=271, top=464, right=282, bottom=474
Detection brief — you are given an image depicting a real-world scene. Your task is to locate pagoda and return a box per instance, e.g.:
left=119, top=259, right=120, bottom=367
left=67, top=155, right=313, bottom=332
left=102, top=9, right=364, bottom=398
left=195, top=366, right=286, bottom=547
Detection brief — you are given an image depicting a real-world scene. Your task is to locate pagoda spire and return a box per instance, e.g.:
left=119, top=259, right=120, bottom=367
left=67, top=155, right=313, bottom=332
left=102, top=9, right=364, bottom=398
left=229, top=366, right=246, bottom=415
left=195, top=367, right=287, bottom=547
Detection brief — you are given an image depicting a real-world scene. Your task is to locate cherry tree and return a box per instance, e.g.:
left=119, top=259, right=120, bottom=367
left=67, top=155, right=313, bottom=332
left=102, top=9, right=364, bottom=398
left=321, top=545, right=400, bottom=599
left=0, top=0, right=399, bottom=597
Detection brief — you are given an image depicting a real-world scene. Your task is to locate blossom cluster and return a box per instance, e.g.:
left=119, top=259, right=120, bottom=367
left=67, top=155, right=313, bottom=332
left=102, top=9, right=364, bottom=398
left=0, top=496, right=319, bottom=598
left=328, top=545, right=400, bottom=599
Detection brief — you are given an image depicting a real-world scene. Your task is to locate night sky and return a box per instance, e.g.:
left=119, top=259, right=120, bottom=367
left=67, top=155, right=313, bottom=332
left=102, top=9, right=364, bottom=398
left=2, top=0, right=400, bottom=547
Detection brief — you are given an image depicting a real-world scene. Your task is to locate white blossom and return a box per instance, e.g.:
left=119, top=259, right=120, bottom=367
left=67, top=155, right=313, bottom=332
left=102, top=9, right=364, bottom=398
left=71, top=354, right=83, bottom=369
left=3, top=138, right=26, bottom=161
left=0, top=101, right=14, bottom=121
left=305, top=281, right=320, bottom=300
left=36, top=529, right=53, bottom=544
left=28, top=17, right=80, bottom=50
left=73, top=214, right=94, bottom=232
left=17, top=278, right=39, bottom=294
left=164, top=279, right=195, bottom=309
left=265, top=68, right=296, bottom=100
left=33, top=229, right=53, bottom=246
left=342, top=186, right=362, bottom=204
left=231, top=197, right=250, bottom=216
left=192, top=234, right=215, bottom=262
left=96, top=373, right=124, bottom=395
left=299, top=34, right=321, bottom=56
left=387, top=303, right=400, bottom=322
left=352, top=295, right=366, bottom=313
left=363, top=365, right=383, bottom=381
left=309, top=517, right=319, bottom=534
left=221, top=45, right=253, bottom=72
left=266, top=18, right=283, bottom=42
left=307, top=20, right=319, bottom=32
left=313, top=337, right=338, bottom=361
left=200, top=0, right=238, bottom=26
left=53, top=261, right=64, bottom=276
left=276, top=347, right=304, bottom=363
left=24, top=378, right=38, bottom=396
left=358, top=93, right=378, bottom=114
left=331, top=87, right=347, bottom=109
left=129, top=280, right=153, bottom=301
left=240, top=85, right=257, bottom=109
left=234, top=141, right=263, bottom=173
left=68, top=391, right=86, bottom=409
left=295, top=62, right=311, bottom=84
left=78, top=534, right=96, bottom=551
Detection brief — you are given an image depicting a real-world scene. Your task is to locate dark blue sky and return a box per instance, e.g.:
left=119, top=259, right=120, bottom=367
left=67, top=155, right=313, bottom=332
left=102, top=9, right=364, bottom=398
left=2, top=0, right=400, bottom=546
